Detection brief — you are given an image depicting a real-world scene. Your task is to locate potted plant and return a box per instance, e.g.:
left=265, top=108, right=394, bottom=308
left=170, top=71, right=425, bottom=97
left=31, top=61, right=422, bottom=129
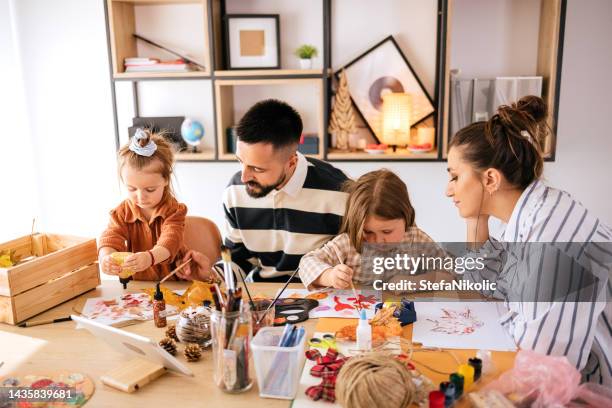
left=295, top=44, right=318, bottom=69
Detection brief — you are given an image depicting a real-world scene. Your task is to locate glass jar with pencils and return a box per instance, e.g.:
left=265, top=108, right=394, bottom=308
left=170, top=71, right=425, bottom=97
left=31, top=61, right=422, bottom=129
left=210, top=306, right=253, bottom=393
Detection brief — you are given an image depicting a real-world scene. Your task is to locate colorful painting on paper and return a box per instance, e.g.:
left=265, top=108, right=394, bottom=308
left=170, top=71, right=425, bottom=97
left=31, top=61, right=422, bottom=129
left=412, top=302, right=517, bottom=351
left=426, top=307, right=484, bottom=335
left=81, top=293, right=176, bottom=326
left=279, top=289, right=381, bottom=319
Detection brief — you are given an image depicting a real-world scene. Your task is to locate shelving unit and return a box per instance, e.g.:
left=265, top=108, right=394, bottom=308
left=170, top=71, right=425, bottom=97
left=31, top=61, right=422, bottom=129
left=104, top=0, right=566, bottom=162
left=438, top=0, right=566, bottom=159
left=215, top=78, right=325, bottom=160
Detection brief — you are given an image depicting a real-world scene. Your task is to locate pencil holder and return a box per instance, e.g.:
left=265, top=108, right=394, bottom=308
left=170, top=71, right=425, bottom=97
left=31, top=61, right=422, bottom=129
left=210, top=308, right=252, bottom=393
left=251, top=326, right=306, bottom=399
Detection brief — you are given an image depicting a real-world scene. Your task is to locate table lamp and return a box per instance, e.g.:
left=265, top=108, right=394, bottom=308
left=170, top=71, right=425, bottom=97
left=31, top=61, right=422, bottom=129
left=381, top=92, right=412, bottom=151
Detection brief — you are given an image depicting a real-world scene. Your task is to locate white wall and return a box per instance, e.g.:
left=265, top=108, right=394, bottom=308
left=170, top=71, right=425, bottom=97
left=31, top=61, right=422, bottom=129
left=6, top=0, right=119, bottom=241
left=450, top=0, right=541, bottom=78
left=4, top=0, right=611, bottom=246
left=0, top=0, right=39, bottom=242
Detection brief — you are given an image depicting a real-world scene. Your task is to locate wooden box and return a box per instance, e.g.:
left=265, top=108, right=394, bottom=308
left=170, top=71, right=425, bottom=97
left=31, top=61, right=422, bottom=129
left=0, top=233, right=100, bottom=325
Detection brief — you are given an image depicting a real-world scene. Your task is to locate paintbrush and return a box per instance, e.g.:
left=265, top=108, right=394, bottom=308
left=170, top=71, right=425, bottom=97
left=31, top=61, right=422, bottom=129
left=331, top=245, right=362, bottom=310
left=233, top=265, right=256, bottom=312
left=220, top=245, right=234, bottom=291
left=18, top=316, right=72, bottom=328
left=256, top=267, right=300, bottom=325
left=159, top=258, right=192, bottom=284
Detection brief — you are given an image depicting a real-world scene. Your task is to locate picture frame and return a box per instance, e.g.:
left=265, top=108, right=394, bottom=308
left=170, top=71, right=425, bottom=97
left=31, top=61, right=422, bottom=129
left=337, top=36, right=435, bottom=142
left=224, top=14, right=280, bottom=70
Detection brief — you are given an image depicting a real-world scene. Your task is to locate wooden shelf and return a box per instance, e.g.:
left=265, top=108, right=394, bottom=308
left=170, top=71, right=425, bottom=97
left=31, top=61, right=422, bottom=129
left=175, top=149, right=215, bottom=161
left=107, top=0, right=210, bottom=77
left=214, top=69, right=324, bottom=78
left=326, top=149, right=438, bottom=161
left=440, top=0, right=564, bottom=159
left=215, top=78, right=325, bottom=159
left=113, top=71, right=211, bottom=80
left=217, top=153, right=235, bottom=161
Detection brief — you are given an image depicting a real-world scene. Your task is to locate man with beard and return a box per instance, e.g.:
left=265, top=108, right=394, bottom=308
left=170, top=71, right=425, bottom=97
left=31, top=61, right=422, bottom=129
left=214, top=99, right=349, bottom=282
left=215, top=99, right=349, bottom=281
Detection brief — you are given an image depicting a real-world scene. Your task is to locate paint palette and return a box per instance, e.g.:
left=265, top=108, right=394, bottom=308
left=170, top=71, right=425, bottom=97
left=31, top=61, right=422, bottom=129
left=0, top=371, right=95, bottom=406
left=273, top=298, right=319, bottom=325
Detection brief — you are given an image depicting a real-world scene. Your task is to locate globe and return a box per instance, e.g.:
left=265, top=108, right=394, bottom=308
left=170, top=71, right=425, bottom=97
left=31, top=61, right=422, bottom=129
left=180, top=118, right=205, bottom=148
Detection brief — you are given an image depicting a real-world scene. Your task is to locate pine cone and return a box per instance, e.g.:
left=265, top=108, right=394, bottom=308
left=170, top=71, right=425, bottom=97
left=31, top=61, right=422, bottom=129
left=159, top=337, right=177, bottom=356
left=166, top=325, right=179, bottom=342
left=184, top=343, right=202, bottom=362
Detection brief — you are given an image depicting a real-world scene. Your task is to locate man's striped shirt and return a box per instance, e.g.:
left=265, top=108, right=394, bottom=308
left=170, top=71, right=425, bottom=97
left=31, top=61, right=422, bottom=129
left=223, top=153, right=348, bottom=279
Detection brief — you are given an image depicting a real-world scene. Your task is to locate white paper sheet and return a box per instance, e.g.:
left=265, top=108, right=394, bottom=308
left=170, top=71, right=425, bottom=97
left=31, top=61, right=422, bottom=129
left=81, top=292, right=177, bottom=326
left=412, top=302, right=517, bottom=351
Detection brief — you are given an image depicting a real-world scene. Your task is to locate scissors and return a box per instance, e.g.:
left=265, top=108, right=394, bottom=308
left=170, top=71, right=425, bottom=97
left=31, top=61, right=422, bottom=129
left=308, top=334, right=337, bottom=350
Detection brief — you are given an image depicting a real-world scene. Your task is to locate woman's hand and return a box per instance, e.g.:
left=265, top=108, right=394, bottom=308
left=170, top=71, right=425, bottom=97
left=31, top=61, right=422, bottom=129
left=176, top=250, right=213, bottom=281
left=122, top=252, right=153, bottom=272
left=317, top=264, right=354, bottom=289
left=100, top=254, right=122, bottom=275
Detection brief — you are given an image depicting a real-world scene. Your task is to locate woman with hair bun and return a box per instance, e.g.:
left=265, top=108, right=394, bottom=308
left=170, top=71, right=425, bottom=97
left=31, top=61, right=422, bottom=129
left=446, top=96, right=611, bottom=384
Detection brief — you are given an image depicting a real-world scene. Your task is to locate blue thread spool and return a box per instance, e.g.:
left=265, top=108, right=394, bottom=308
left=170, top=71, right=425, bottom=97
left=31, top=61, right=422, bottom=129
left=468, top=357, right=482, bottom=381
left=449, top=372, right=464, bottom=398
left=439, top=381, right=455, bottom=407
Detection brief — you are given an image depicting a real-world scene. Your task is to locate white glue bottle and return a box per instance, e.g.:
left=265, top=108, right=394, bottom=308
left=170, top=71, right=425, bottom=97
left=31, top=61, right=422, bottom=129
left=356, top=309, right=372, bottom=350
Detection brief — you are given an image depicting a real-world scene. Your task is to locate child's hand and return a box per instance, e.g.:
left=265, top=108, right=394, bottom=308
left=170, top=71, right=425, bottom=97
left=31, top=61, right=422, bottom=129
left=100, top=254, right=122, bottom=275
left=320, top=264, right=354, bottom=289
left=176, top=250, right=213, bottom=281
left=122, top=252, right=153, bottom=273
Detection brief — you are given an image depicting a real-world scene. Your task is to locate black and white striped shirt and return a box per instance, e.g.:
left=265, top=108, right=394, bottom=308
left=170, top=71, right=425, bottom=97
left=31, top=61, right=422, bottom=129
left=223, top=153, right=348, bottom=279
left=464, top=179, right=612, bottom=385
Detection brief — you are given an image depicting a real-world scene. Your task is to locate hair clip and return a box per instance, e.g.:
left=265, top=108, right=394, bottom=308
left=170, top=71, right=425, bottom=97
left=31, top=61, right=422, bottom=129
left=129, top=128, right=157, bottom=157
left=520, top=130, right=533, bottom=144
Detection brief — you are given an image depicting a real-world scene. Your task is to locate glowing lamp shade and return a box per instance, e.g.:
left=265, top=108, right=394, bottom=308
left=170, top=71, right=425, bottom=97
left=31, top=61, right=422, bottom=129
left=381, top=93, right=412, bottom=148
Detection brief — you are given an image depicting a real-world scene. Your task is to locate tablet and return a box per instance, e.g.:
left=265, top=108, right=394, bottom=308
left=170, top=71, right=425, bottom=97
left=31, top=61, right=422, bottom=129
left=71, top=314, right=193, bottom=376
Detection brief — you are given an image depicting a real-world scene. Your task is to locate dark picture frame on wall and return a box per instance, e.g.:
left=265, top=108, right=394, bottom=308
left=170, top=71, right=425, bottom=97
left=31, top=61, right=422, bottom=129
left=224, top=14, right=281, bottom=70
left=336, top=36, right=435, bottom=143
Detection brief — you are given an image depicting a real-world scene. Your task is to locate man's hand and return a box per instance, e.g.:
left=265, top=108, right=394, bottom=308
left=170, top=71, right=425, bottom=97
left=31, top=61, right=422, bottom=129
left=176, top=250, right=213, bottom=281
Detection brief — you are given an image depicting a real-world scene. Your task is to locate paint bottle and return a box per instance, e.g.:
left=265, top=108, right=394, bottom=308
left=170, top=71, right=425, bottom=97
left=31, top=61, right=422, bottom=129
left=110, top=252, right=135, bottom=289
left=449, top=372, right=464, bottom=398
left=468, top=357, right=483, bottom=381
left=153, top=283, right=167, bottom=328
left=428, top=390, right=445, bottom=408
left=356, top=309, right=371, bottom=350
left=439, top=381, right=455, bottom=407
left=458, top=364, right=475, bottom=391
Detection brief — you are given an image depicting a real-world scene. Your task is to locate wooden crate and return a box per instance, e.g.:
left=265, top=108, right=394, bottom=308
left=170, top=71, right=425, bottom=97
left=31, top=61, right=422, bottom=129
left=0, top=233, right=100, bottom=325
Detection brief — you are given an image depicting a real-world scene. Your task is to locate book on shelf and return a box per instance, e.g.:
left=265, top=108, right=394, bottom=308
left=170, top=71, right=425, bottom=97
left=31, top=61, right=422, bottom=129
left=124, top=57, right=160, bottom=66
left=124, top=58, right=195, bottom=73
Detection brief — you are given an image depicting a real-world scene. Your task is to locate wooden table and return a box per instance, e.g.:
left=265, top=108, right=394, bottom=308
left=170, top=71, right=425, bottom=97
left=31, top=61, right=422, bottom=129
left=0, top=281, right=516, bottom=407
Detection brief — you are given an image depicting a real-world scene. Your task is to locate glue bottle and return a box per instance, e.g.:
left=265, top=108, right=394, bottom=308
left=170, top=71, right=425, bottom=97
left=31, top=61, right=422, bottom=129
left=110, top=252, right=135, bottom=289
left=153, top=283, right=167, bottom=328
left=356, top=309, right=371, bottom=350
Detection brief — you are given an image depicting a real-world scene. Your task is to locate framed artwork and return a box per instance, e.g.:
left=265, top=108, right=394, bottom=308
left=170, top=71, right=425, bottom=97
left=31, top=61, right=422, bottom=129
left=224, top=14, right=280, bottom=69
left=337, top=36, right=435, bottom=142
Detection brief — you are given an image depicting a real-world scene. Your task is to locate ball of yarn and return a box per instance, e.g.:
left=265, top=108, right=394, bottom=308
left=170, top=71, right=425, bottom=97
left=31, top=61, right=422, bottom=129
left=336, top=352, right=416, bottom=408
